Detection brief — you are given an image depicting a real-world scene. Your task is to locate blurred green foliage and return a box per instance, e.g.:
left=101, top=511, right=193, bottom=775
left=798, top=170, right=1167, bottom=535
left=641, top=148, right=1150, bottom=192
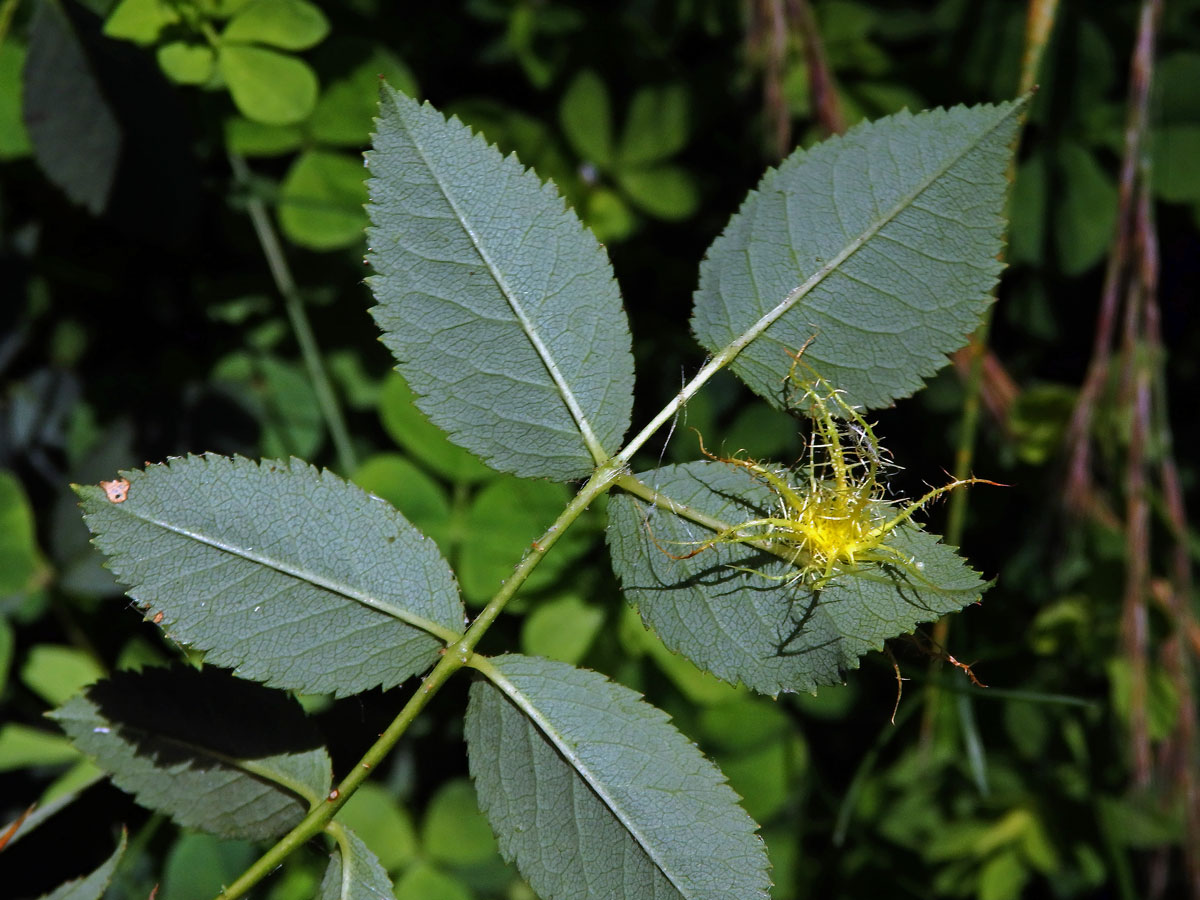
left=1, top=1, right=1198, bottom=898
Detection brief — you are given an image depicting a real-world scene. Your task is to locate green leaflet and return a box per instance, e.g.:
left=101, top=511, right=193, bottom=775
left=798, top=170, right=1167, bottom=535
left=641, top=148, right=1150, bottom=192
left=336, top=783, right=418, bottom=873
left=421, top=778, right=499, bottom=866
left=50, top=667, right=331, bottom=841
left=40, top=830, right=126, bottom=900
left=76, top=455, right=463, bottom=697
left=692, top=99, right=1025, bottom=412
left=278, top=148, right=370, bottom=250
left=366, top=84, right=635, bottom=482
left=161, top=833, right=256, bottom=899
left=222, top=0, right=329, bottom=51
left=218, top=44, right=318, bottom=126
left=20, top=644, right=104, bottom=707
left=0, top=469, right=44, bottom=594
left=465, top=655, right=770, bottom=900
left=25, top=0, right=121, bottom=214
left=318, top=825, right=398, bottom=900
left=606, top=462, right=989, bottom=695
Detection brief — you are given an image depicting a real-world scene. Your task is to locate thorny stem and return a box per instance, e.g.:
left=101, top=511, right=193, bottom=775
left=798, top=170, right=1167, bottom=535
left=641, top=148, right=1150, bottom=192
left=1058, top=1, right=1198, bottom=892
left=214, top=465, right=621, bottom=900
left=621, top=258, right=864, bottom=466
left=1065, top=0, right=1164, bottom=797
left=228, top=153, right=359, bottom=475
left=213, top=316, right=876, bottom=899
left=1063, top=0, right=1157, bottom=520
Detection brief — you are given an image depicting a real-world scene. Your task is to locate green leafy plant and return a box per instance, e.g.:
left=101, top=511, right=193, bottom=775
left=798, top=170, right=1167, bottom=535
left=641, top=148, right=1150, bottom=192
left=47, top=83, right=1025, bottom=899
left=557, top=68, right=697, bottom=241
left=104, top=0, right=329, bottom=124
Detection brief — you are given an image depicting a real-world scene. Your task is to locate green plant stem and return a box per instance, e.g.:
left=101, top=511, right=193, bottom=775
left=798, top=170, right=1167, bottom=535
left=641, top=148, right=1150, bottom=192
left=920, top=0, right=1059, bottom=750
left=613, top=472, right=738, bottom=536
left=214, top=464, right=622, bottom=900
left=616, top=245, right=872, bottom=465
left=228, top=153, right=358, bottom=475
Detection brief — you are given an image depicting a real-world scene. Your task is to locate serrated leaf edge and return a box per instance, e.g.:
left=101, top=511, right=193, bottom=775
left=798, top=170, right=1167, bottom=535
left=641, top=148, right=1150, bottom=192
left=43, top=828, right=127, bottom=900
left=375, top=86, right=613, bottom=468
left=701, top=99, right=1026, bottom=380
left=473, top=656, right=713, bottom=898
left=75, top=454, right=461, bottom=645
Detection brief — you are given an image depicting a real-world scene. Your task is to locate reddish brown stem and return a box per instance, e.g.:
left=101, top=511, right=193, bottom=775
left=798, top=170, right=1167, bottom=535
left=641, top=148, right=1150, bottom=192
left=1063, top=0, right=1159, bottom=517
left=789, top=0, right=845, bottom=137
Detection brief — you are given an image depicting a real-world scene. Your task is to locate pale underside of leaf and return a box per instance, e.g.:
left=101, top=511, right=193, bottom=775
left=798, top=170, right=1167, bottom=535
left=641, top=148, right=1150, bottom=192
left=318, top=825, right=397, bottom=900
left=466, top=654, right=770, bottom=900
left=50, top=667, right=331, bottom=841
left=366, top=84, right=635, bottom=481
left=606, top=462, right=989, bottom=695
left=692, top=99, right=1026, bottom=412
left=77, top=455, right=463, bottom=697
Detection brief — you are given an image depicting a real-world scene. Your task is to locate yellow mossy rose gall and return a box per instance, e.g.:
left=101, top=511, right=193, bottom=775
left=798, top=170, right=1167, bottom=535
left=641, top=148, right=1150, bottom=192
left=667, top=352, right=998, bottom=591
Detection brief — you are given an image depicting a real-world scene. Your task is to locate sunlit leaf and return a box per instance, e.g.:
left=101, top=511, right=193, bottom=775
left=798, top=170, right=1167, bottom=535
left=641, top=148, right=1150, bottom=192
left=521, top=595, right=604, bottom=664
left=378, top=372, right=496, bottom=484
left=457, top=476, right=593, bottom=604
left=103, top=0, right=179, bottom=45
left=1053, top=141, right=1116, bottom=276
left=223, top=0, right=329, bottom=51
left=162, top=833, right=256, bottom=900
left=309, top=42, right=417, bottom=146
left=336, top=783, right=418, bottom=873
left=618, top=82, right=689, bottom=166
left=224, top=116, right=304, bottom=156
left=617, top=164, right=699, bottom=220
left=278, top=149, right=369, bottom=250
left=20, top=644, right=103, bottom=708
left=422, top=778, right=499, bottom=866
left=559, top=69, right=612, bottom=167
left=0, top=470, right=45, bottom=594
left=219, top=44, right=318, bottom=125
left=0, top=42, right=33, bottom=159
left=157, top=42, right=216, bottom=85
left=0, top=724, right=80, bottom=771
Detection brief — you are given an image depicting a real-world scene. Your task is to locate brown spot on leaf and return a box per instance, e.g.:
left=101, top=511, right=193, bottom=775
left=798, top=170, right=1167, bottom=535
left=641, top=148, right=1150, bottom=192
left=101, top=478, right=131, bottom=503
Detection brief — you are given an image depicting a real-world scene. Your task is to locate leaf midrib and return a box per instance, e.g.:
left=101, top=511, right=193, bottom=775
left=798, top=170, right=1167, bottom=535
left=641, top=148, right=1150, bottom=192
left=480, top=661, right=696, bottom=898
left=390, top=90, right=608, bottom=466
left=117, top=504, right=461, bottom=644
left=724, top=104, right=1019, bottom=364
